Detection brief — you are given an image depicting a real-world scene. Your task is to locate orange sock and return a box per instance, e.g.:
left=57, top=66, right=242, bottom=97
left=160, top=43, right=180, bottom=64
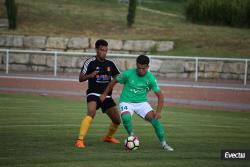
left=106, top=122, right=119, bottom=137
left=78, top=116, right=93, bottom=140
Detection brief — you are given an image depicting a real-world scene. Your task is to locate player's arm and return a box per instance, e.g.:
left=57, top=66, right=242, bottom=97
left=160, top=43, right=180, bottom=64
left=99, top=77, right=118, bottom=102
left=79, top=58, right=98, bottom=82
left=79, top=71, right=98, bottom=82
left=154, top=90, right=164, bottom=119
left=150, top=75, right=163, bottom=119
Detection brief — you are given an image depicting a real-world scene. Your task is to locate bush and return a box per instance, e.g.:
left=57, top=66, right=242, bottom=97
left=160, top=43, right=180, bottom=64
left=185, top=0, right=250, bottom=28
left=127, top=0, right=137, bottom=27
left=5, top=0, right=18, bottom=29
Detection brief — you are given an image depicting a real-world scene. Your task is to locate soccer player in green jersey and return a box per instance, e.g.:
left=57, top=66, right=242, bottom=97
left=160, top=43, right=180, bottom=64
left=100, top=55, right=174, bottom=151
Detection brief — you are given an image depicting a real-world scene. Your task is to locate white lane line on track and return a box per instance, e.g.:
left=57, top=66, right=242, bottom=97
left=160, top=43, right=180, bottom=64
left=0, top=75, right=77, bottom=81
left=0, top=87, right=84, bottom=96
left=1, top=75, right=250, bottom=91
left=158, top=83, right=250, bottom=91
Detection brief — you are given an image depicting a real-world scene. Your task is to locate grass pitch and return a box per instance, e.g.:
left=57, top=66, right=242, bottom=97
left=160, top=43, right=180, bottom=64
left=0, top=93, right=249, bottom=167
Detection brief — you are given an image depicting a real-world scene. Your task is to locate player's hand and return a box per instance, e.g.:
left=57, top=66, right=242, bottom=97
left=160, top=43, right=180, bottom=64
left=88, top=71, right=98, bottom=78
left=99, top=94, right=105, bottom=103
left=154, top=112, right=161, bottom=119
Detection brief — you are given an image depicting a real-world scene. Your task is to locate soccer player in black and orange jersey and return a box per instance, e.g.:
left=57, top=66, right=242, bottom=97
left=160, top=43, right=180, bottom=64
left=75, top=39, right=121, bottom=148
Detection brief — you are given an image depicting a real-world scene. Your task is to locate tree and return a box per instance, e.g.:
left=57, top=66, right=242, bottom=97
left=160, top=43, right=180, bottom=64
left=5, top=0, right=18, bottom=29
left=127, top=0, right=137, bottom=27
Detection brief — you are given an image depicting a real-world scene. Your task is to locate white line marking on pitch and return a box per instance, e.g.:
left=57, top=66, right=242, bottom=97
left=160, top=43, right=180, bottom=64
left=0, top=124, right=246, bottom=129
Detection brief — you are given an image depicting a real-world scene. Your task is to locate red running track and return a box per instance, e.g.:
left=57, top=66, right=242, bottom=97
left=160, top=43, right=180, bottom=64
left=0, top=77, right=250, bottom=112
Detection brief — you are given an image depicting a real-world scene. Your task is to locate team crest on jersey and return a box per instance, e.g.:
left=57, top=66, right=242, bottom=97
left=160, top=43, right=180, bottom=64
left=107, top=66, right=110, bottom=71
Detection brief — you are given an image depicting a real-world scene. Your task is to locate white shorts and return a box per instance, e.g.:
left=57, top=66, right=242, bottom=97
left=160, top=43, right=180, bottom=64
left=119, top=102, right=153, bottom=118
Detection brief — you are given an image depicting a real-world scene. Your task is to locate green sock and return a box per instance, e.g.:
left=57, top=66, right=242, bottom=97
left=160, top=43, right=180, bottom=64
left=121, top=113, right=133, bottom=135
left=150, top=119, right=166, bottom=143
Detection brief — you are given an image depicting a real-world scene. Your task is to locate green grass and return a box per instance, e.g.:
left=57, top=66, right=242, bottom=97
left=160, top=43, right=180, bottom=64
left=140, top=0, right=187, bottom=15
left=0, top=0, right=250, bottom=58
left=0, top=93, right=250, bottom=167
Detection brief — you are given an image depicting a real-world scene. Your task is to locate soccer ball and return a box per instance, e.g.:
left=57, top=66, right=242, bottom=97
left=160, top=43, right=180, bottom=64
left=124, top=135, right=139, bottom=150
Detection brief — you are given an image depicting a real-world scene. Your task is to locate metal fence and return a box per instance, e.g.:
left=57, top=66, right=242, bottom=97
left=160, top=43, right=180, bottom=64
left=0, top=49, right=249, bottom=85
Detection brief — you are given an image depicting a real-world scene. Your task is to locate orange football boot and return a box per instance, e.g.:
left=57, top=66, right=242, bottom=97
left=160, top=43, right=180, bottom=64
left=102, top=136, right=120, bottom=144
left=75, top=139, right=86, bottom=148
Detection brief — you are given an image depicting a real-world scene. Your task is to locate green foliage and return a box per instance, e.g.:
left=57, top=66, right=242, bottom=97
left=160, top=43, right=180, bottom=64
left=186, top=0, right=250, bottom=28
left=0, top=1, right=6, bottom=17
left=127, top=0, right=137, bottom=27
left=5, top=0, right=18, bottom=29
left=0, top=0, right=250, bottom=57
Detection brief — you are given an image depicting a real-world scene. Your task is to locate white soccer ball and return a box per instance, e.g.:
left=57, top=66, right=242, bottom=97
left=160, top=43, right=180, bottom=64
left=124, top=135, right=139, bottom=150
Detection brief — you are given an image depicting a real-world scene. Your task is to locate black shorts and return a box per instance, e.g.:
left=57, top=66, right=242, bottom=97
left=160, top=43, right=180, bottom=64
left=87, top=95, right=116, bottom=113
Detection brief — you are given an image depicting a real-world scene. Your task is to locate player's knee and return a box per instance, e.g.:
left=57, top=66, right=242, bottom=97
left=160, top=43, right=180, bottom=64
left=87, top=110, right=96, bottom=118
left=145, top=111, right=154, bottom=121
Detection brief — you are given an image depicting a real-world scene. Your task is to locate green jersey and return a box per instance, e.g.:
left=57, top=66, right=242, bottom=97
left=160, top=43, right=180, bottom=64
left=116, top=68, right=160, bottom=103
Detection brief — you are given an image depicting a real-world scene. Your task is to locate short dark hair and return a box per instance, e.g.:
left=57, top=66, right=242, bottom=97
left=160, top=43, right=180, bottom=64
left=95, top=39, right=108, bottom=48
left=136, top=55, right=150, bottom=65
